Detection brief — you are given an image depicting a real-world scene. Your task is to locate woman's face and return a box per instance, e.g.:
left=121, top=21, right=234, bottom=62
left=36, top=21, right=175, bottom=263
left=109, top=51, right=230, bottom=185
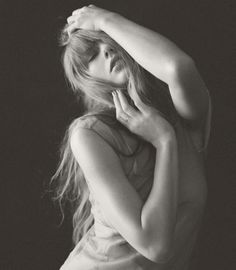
left=87, top=42, right=128, bottom=86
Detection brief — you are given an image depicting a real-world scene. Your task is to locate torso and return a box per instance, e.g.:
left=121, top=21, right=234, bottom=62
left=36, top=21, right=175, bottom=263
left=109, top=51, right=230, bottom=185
left=118, top=118, right=208, bottom=207
left=60, top=115, right=208, bottom=270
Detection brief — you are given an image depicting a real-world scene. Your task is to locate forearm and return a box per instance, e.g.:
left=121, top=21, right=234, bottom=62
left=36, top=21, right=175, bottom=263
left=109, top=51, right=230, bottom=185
left=100, top=13, right=190, bottom=84
left=140, top=134, right=179, bottom=262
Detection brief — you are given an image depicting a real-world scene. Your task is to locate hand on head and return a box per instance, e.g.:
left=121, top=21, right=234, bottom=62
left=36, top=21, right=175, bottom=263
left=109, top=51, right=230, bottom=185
left=66, top=5, right=112, bottom=34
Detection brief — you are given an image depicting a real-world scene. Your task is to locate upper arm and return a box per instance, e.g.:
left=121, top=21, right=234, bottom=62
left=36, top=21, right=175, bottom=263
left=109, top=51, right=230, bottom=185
left=168, top=56, right=211, bottom=130
left=70, top=127, right=149, bottom=253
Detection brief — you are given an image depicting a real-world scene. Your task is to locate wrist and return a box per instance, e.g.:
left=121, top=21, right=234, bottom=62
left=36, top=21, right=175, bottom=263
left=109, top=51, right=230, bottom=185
left=99, top=12, right=120, bottom=31
left=152, top=130, right=177, bottom=149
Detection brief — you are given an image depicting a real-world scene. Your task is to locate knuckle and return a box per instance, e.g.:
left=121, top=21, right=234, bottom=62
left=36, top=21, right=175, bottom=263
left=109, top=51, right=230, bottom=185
left=72, top=9, right=79, bottom=15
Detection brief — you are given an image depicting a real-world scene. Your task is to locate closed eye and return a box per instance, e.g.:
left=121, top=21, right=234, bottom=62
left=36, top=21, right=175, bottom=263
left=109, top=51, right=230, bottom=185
left=89, top=52, right=98, bottom=62
left=87, top=42, right=100, bottom=63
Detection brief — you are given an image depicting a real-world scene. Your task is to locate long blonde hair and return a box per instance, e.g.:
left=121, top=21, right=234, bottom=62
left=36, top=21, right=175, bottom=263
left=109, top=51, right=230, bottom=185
left=52, top=24, right=176, bottom=245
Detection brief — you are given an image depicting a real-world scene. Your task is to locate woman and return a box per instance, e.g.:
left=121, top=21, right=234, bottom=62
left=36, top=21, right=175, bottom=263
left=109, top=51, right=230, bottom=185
left=53, top=5, right=211, bottom=270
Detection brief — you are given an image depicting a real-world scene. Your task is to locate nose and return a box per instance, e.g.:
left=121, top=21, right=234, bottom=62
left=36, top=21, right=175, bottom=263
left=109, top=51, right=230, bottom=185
left=103, top=45, right=114, bottom=59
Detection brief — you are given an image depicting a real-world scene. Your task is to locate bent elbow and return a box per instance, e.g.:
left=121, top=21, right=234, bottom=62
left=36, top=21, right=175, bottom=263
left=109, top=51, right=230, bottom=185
left=168, top=54, right=195, bottom=79
left=175, top=53, right=195, bottom=68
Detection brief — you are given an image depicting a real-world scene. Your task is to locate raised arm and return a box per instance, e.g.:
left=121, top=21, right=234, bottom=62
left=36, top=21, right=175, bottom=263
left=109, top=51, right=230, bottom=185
left=67, top=5, right=211, bottom=128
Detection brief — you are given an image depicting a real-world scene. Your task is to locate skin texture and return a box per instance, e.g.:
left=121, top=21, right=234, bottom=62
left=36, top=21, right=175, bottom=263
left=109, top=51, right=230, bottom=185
left=87, top=42, right=128, bottom=86
left=67, top=5, right=210, bottom=128
left=67, top=4, right=211, bottom=264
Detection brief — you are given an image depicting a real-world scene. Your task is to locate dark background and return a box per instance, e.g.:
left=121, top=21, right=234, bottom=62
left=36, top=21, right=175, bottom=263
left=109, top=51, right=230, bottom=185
left=0, top=0, right=235, bottom=269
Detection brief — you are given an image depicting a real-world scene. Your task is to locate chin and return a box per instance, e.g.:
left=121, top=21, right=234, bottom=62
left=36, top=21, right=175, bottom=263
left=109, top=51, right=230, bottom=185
left=110, top=81, right=128, bottom=90
left=114, top=78, right=128, bottom=89
left=116, top=70, right=129, bottom=86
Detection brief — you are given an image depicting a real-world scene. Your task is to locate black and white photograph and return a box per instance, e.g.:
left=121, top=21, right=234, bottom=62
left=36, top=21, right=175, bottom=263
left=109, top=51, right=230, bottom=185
left=0, top=0, right=234, bottom=269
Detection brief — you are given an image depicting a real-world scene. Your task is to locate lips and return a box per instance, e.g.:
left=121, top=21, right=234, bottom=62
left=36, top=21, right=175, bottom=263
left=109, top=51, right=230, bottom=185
left=110, top=56, right=119, bottom=72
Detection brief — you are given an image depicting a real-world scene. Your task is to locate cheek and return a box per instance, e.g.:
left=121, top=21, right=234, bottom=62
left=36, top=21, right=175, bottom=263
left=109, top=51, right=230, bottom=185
left=113, top=69, right=128, bottom=84
left=88, top=60, right=107, bottom=80
left=89, top=65, right=102, bottom=78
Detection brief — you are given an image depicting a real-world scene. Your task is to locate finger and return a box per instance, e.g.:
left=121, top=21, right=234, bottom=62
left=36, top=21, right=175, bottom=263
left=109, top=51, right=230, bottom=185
left=66, top=22, right=79, bottom=35
left=72, top=9, right=80, bottom=16
left=67, top=15, right=75, bottom=24
left=112, top=91, right=123, bottom=116
left=112, top=92, right=130, bottom=124
left=72, top=6, right=87, bottom=16
left=116, top=90, right=138, bottom=118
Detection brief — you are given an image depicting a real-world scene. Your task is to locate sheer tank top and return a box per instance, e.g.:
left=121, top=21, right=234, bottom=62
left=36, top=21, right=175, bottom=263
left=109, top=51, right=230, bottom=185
left=60, top=113, right=207, bottom=270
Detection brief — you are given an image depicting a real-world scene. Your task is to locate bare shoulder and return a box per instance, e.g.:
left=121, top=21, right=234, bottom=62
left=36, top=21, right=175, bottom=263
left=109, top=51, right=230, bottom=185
left=69, top=118, right=113, bottom=162
left=70, top=114, right=100, bottom=131
left=69, top=115, right=125, bottom=182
